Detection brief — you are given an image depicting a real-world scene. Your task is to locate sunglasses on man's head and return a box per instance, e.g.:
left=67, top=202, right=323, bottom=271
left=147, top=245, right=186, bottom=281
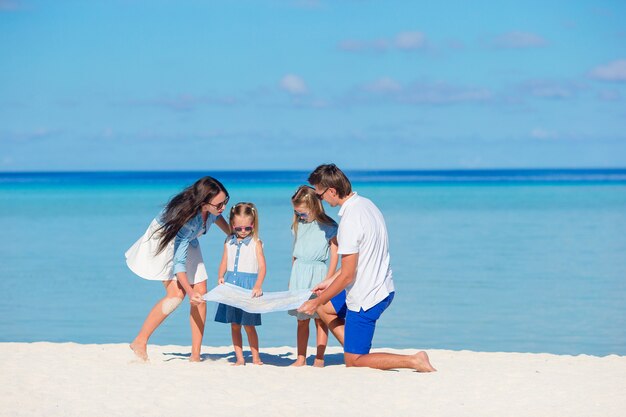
left=233, top=226, right=253, bottom=232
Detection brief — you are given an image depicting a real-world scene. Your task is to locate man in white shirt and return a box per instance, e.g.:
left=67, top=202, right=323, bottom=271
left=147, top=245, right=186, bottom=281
left=298, top=164, right=436, bottom=372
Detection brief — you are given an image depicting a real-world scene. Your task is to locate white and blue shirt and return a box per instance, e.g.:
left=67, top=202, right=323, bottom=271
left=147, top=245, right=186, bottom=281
left=226, top=235, right=259, bottom=275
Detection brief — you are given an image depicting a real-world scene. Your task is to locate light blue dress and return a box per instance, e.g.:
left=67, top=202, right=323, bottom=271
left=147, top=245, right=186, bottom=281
left=288, top=220, right=338, bottom=320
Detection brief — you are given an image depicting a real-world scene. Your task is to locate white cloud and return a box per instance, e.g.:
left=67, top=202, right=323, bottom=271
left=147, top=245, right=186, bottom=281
left=394, top=31, right=426, bottom=50
left=123, top=94, right=238, bottom=111
left=280, top=74, right=308, bottom=95
left=492, top=31, right=547, bottom=48
left=531, top=128, right=558, bottom=140
left=365, top=77, right=402, bottom=93
left=597, top=90, right=622, bottom=101
left=520, top=79, right=581, bottom=99
left=0, top=0, right=21, bottom=11
left=353, top=79, right=492, bottom=105
left=400, top=82, right=492, bottom=104
left=589, top=59, right=626, bottom=82
left=291, top=0, right=323, bottom=9
left=339, top=30, right=427, bottom=53
left=1, top=128, right=63, bottom=141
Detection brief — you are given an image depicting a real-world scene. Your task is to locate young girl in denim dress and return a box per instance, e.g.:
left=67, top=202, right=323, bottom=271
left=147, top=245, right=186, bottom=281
left=288, top=185, right=339, bottom=367
left=214, top=202, right=266, bottom=365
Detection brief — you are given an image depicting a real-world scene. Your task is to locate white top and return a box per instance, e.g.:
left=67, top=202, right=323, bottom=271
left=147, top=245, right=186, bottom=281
left=337, top=192, right=395, bottom=311
left=225, top=235, right=259, bottom=274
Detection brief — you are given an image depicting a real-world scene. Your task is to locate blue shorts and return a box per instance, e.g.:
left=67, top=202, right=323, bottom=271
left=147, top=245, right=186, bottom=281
left=332, top=292, right=395, bottom=355
left=330, top=290, right=347, bottom=318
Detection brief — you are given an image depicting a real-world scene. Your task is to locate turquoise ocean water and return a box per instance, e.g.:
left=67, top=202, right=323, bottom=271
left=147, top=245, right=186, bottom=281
left=1, top=170, right=625, bottom=356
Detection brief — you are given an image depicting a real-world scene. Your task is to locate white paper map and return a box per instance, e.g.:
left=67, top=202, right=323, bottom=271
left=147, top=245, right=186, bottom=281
left=203, top=283, right=314, bottom=313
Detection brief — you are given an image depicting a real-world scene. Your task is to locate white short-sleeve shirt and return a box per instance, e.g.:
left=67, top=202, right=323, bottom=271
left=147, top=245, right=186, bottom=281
left=337, top=192, right=395, bottom=311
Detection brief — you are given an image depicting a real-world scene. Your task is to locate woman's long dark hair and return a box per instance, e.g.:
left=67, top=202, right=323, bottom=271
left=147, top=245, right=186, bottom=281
left=156, top=176, right=228, bottom=254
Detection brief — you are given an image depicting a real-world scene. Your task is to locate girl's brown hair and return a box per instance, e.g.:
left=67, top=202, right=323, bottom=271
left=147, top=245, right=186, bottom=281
left=291, top=185, right=337, bottom=234
left=229, top=202, right=260, bottom=240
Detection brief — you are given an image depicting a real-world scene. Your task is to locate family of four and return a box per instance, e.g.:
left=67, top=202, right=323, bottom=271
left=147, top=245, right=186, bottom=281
left=125, top=164, right=436, bottom=372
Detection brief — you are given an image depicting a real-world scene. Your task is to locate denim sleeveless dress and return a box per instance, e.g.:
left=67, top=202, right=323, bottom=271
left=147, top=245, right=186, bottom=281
left=214, top=235, right=262, bottom=326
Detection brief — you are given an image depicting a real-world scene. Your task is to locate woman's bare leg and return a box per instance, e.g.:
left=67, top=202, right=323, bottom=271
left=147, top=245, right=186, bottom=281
left=130, top=280, right=185, bottom=361
left=189, top=280, right=207, bottom=362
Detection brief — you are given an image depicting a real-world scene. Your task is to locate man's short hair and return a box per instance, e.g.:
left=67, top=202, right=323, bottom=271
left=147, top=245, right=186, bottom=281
left=308, top=163, right=352, bottom=198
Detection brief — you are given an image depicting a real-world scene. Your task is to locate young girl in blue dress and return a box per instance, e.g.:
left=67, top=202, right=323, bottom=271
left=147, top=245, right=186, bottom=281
left=214, top=202, right=266, bottom=365
left=288, top=186, right=339, bottom=367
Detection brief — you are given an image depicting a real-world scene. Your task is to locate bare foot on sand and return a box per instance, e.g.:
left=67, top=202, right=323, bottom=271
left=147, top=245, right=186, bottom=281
left=313, top=358, right=324, bottom=368
left=129, top=341, right=148, bottom=362
left=189, top=356, right=202, bottom=363
left=252, top=358, right=264, bottom=365
left=412, top=351, right=436, bottom=372
left=231, top=360, right=245, bottom=366
left=290, top=357, right=306, bottom=367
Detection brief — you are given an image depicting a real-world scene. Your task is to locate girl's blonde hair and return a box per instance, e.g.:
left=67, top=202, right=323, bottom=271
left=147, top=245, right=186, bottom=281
left=291, top=185, right=337, bottom=233
left=229, top=202, right=260, bottom=240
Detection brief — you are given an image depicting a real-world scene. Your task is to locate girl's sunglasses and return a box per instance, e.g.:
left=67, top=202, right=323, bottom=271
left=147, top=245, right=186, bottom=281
left=294, top=210, right=309, bottom=219
left=233, top=226, right=254, bottom=232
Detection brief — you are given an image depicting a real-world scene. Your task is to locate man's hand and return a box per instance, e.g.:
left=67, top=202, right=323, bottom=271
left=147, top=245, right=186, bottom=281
left=297, top=298, right=320, bottom=316
left=312, top=279, right=332, bottom=296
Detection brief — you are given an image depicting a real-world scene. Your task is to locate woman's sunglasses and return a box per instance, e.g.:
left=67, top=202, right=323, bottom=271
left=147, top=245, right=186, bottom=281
left=233, top=226, right=254, bottom=232
left=207, top=196, right=230, bottom=210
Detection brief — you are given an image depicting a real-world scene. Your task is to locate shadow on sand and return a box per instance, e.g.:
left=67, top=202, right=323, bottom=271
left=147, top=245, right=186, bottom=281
left=162, top=350, right=345, bottom=366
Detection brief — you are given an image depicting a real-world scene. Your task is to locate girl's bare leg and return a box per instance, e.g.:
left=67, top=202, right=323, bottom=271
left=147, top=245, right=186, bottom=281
left=291, top=318, right=310, bottom=366
left=130, top=280, right=185, bottom=361
left=231, top=324, right=245, bottom=365
left=244, top=325, right=263, bottom=365
left=313, top=318, right=329, bottom=367
left=189, top=280, right=207, bottom=362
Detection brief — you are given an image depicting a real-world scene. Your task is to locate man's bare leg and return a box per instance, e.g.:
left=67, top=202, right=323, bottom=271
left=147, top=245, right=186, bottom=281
left=344, top=351, right=436, bottom=372
left=316, top=301, right=345, bottom=346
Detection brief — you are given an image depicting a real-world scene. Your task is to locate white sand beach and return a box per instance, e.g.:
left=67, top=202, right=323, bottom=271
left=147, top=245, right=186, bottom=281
left=1, top=342, right=624, bottom=417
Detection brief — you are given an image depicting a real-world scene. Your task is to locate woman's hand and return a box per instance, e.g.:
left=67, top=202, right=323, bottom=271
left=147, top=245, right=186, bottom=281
left=188, top=290, right=205, bottom=306
left=218, top=276, right=224, bottom=285
left=251, top=286, right=263, bottom=298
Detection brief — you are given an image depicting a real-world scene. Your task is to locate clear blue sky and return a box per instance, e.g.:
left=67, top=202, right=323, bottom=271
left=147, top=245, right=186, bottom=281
left=1, top=0, right=625, bottom=171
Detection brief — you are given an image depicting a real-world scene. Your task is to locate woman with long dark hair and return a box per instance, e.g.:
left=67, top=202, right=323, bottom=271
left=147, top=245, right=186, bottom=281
left=125, top=176, right=231, bottom=361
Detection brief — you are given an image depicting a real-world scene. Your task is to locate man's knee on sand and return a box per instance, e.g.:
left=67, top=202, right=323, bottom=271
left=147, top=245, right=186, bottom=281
left=344, top=352, right=362, bottom=367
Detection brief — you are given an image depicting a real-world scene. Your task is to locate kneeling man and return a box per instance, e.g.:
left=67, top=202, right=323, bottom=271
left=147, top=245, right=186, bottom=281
left=298, top=163, right=436, bottom=372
